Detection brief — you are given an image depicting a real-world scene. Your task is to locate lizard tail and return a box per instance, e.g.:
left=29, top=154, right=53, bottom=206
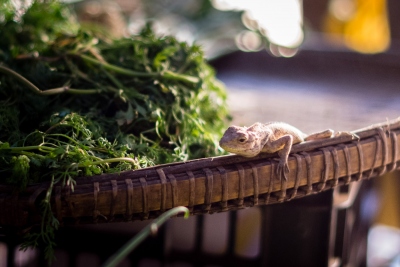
left=305, top=129, right=334, bottom=141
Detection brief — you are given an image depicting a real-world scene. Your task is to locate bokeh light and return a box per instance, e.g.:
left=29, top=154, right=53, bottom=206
left=212, top=0, right=303, bottom=57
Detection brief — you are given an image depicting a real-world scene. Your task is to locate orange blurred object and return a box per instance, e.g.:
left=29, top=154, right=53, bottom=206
left=324, top=0, right=390, bottom=53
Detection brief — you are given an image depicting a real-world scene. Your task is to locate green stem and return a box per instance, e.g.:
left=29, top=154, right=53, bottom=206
left=6, top=145, right=55, bottom=152
left=163, top=70, right=199, bottom=84
left=69, top=53, right=200, bottom=84
left=102, top=68, right=126, bottom=89
left=0, top=65, right=102, bottom=95
left=102, top=207, right=189, bottom=267
left=44, top=137, right=72, bottom=147
left=76, top=157, right=136, bottom=167
left=65, top=57, right=116, bottom=93
left=41, top=175, right=55, bottom=239
left=46, top=134, right=80, bottom=146
left=72, top=53, right=155, bottom=77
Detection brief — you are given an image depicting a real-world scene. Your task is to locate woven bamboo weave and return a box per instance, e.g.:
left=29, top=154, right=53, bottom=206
left=1, top=118, right=400, bottom=227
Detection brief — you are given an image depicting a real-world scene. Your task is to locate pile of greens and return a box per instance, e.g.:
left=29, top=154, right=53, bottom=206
left=0, top=0, right=229, bottom=261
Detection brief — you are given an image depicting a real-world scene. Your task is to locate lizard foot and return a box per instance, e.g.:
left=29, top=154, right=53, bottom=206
left=276, top=160, right=290, bottom=181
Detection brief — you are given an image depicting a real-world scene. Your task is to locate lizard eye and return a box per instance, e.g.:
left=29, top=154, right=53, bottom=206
left=238, top=138, right=246, bottom=143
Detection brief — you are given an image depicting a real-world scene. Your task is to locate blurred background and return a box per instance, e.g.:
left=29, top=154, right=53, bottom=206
left=66, top=0, right=397, bottom=57
left=2, top=0, right=400, bottom=266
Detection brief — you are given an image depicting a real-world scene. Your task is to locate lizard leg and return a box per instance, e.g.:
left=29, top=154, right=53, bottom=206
left=304, top=129, right=334, bottom=141
left=264, top=135, right=293, bottom=181
left=305, top=129, right=359, bottom=141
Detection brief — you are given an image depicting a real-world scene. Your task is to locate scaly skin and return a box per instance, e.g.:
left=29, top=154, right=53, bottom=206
left=219, top=122, right=334, bottom=180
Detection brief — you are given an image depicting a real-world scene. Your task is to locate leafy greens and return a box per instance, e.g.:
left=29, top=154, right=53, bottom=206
left=0, top=0, right=229, bottom=261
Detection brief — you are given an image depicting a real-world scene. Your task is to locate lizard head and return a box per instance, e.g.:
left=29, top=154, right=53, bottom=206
left=219, top=125, right=263, bottom=157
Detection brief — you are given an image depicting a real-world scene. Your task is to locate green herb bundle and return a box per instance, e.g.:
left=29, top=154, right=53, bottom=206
left=0, top=0, right=229, bottom=261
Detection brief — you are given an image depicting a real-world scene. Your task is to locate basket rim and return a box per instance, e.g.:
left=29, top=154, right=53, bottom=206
left=1, top=117, right=400, bottom=227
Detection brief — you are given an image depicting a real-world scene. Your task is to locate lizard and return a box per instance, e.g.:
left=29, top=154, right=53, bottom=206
left=219, top=122, right=350, bottom=180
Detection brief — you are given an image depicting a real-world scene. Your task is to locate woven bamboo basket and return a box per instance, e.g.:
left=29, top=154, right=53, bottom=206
left=1, top=118, right=399, bottom=228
